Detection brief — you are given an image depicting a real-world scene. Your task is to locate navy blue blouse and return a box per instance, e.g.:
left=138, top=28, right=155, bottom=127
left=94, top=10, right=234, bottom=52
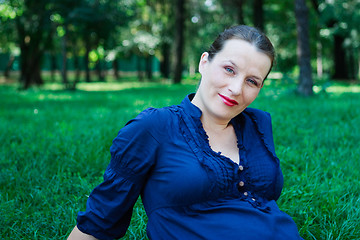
left=77, top=94, right=303, bottom=240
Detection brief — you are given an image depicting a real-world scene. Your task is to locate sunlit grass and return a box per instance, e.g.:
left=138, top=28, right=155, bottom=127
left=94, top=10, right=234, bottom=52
left=326, top=85, right=360, bottom=93
left=312, top=80, right=360, bottom=94
left=0, top=80, right=359, bottom=240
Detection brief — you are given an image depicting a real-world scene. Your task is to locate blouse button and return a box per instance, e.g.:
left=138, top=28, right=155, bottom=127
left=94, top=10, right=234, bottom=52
left=238, top=181, right=245, bottom=187
left=243, top=192, right=248, bottom=196
left=238, top=165, right=244, bottom=171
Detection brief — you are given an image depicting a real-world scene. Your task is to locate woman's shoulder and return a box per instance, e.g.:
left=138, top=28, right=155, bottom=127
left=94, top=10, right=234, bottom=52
left=122, top=105, right=180, bottom=138
left=243, top=107, right=271, bottom=121
left=129, top=105, right=178, bottom=125
left=241, top=107, right=278, bottom=160
left=131, top=106, right=170, bottom=121
left=241, top=107, right=273, bottom=132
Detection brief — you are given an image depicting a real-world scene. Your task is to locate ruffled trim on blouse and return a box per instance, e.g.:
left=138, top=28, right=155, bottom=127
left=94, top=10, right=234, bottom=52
left=180, top=94, right=280, bottom=164
left=242, top=108, right=279, bottom=162
left=177, top=94, right=283, bottom=210
left=175, top=109, right=217, bottom=196
left=241, top=108, right=283, bottom=201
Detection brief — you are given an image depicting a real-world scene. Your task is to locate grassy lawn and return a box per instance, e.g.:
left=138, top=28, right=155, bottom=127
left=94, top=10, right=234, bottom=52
left=0, top=80, right=359, bottom=239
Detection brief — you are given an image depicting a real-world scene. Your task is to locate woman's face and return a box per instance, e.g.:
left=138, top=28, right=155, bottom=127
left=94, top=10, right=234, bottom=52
left=192, top=39, right=272, bottom=123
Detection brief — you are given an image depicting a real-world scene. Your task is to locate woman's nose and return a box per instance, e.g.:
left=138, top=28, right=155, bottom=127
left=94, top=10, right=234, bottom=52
left=228, top=78, right=243, bottom=95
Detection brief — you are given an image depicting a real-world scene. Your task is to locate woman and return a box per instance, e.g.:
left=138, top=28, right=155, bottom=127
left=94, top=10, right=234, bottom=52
left=68, top=25, right=303, bottom=240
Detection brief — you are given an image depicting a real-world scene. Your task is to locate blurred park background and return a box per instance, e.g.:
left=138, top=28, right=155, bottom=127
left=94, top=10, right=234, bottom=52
left=1, top=0, right=360, bottom=239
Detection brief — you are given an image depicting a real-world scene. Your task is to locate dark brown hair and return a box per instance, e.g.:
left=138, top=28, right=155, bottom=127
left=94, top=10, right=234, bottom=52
left=208, top=25, right=275, bottom=80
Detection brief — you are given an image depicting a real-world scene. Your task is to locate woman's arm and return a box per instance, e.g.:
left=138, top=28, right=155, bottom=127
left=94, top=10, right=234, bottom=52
left=70, top=108, right=162, bottom=238
left=67, top=226, right=98, bottom=240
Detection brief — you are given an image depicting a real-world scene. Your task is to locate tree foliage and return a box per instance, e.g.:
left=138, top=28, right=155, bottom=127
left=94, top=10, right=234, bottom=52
left=0, top=0, right=359, bottom=89
left=315, top=0, right=360, bottom=79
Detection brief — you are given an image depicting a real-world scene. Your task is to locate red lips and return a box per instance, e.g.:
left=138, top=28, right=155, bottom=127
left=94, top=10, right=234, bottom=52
left=218, top=94, right=239, bottom=106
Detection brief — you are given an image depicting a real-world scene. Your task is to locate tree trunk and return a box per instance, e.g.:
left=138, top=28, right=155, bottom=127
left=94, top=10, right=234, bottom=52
left=4, top=55, right=15, bottom=78
left=50, top=53, right=57, bottom=82
left=253, top=0, right=264, bottom=31
left=295, top=0, right=313, bottom=96
left=146, top=55, right=153, bottom=80
left=236, top=0, right=245, bottom=25
left=189, top=58, right=196, bottom=77
left=84, top=37, right=91, bottom=82
left=61, top=28, right=68, bottom=87
left=17, top=18, right=44, bottom=89
left=70, top=47, right=80, bottom=90
left=96, top=59, right=105, bottom=82
left=23, top=54, right=43, bottom=89
left=137, top=56, right=144, bottom=81
left=33, top=55, right=43, bottom=86
left=358, top=49, right=360, bottom=80
left=160, top=41, right=171, bottom=79
left=316, top=42, right=323, bottom=78
left=347, top=48, right=356, bottom=80
left=15, top=4, right=54, bottom=89
left=112, top=58, right=120, bottom=80
left=19, top=44, right=27, bottom=85
left=74, top=54, right=81, bottom=83
left=72, top=41, right=81, bottom=86
left=173, top=0, right=185, bottom=84
left=332, top=34, right=349, bottom=80
left=20, top=41, right=44, bottom=89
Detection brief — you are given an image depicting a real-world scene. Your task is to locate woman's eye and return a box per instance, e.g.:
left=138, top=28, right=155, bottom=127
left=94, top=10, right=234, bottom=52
left=225, top=67, right=234, bottom=74
left=247, top=78, right=259, bottom=87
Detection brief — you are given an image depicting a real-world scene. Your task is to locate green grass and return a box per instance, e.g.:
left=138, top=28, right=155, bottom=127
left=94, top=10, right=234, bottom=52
left=0, top=80, right=359, bottom=239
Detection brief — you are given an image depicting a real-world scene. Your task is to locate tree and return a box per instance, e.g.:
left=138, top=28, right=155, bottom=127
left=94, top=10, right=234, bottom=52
left=0, top=4, right=18, bottom=78
left=236, top=0, right=246, bottom=25
left=295, top=0, right=313, bottom=96
left=51, top=0, right=84, bottom=88
left=222, top=0, right=247, bottom=25
left=173, top=0, right=186, bottom=84
left=58, top=0, right=135, bottom=85
left=10, top=0, right=54, bottom=89
left=154, top=0, right=174, bottom=79
left=311, top=0, right=360, bottom=80
left=253, top=0, right=264, bottom=31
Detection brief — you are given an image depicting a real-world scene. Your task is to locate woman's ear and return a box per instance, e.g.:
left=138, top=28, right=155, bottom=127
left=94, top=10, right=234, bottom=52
left=198, top=52, right=209, bottom=74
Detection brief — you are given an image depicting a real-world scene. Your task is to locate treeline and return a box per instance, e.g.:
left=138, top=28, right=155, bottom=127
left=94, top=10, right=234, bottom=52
left=0, top=0, right=359, bottom=94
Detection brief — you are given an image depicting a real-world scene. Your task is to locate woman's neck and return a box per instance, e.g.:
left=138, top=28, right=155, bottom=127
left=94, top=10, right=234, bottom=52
left=200, top=113, right=231, bottom=133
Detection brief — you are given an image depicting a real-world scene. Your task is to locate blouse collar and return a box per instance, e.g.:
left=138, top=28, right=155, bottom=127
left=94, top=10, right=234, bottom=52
left=180, top=93, right=203, bottom=119
left=179, top=93, right=278, bottom=166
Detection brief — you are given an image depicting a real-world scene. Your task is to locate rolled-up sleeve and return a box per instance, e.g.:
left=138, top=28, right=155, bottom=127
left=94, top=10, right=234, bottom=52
left=77, top=108, right=160, bottom=240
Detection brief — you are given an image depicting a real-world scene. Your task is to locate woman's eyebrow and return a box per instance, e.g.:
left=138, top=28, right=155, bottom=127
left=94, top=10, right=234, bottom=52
left=227, top=60, right=264, bottom=80
left=252, top=76, right=262, bottom=81
left=224, top=60, right=238, bottom=68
